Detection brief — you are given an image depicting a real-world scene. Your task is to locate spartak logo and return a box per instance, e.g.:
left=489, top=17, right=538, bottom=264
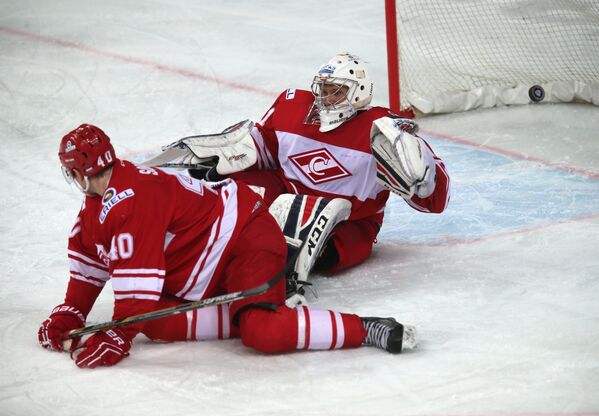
left=289, top=148, right=351, bottom=184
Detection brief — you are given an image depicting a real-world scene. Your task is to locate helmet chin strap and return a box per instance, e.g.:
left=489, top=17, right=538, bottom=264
left=66, top=166, right=112, bottom=196
left=73, top=176, right=91, bottom=194
left=61, top=167, right=90, bottom=194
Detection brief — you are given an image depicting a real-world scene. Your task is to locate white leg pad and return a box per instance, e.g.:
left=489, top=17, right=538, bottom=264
left=269, top=194, right=352, bottom=282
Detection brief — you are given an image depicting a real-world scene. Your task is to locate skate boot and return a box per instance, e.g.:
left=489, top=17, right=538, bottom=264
left=361, top=317, right=417, bottom=353
left=284, top=271, right=310, bottom=307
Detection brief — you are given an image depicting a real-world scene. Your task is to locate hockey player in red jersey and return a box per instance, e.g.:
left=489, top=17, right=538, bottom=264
left=38, top=124, right=418, bottom=368
left=146, top=52, right=450, bottom=303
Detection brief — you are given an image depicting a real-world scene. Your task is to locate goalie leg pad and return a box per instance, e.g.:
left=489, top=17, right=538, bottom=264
left=269, top=194, right=352, bottom=284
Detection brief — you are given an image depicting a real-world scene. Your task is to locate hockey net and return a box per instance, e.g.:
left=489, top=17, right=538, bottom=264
left=387, top=0, right=599, bottom=114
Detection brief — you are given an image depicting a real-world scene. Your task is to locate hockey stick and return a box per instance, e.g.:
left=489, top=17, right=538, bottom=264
left=65, top=238, right=302, bottom=340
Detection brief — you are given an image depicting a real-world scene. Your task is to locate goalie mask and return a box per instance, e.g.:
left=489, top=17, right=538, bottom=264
left=58, top=124, right=116, bottom=192
left=305, top=52, right=373, bottom=132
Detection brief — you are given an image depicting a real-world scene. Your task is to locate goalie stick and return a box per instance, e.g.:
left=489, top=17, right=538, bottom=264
left=65, top=238, right=302, bottom=341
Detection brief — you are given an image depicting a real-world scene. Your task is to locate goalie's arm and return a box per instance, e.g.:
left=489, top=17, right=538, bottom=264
left=370, top=116, right=450, bottom=212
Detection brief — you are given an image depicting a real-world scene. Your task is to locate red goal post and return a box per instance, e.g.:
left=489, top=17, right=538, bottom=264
left=385, top=0, right=599, bottom=115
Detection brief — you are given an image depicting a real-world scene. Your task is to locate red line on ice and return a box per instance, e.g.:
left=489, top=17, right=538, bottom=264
left=422, top=129, right=599, bottom=180
left=2, top=26, right=597, bottom=179
left=0, top=26, right=278, bottom=98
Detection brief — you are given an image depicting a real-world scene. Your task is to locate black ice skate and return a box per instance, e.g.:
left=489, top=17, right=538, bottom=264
left=361, top=317, right=417, bottom=353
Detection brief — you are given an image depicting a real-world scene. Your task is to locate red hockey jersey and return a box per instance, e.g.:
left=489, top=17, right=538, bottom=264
left=64, top=160, right=264, bottom=337
left=249, top=89, right=450, bottom=220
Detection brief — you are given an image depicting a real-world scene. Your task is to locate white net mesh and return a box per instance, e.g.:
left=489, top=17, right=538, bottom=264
left=396, top=0, right=599, bottom=113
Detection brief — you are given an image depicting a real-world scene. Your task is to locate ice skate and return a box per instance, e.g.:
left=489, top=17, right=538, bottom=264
left=361, top=317, right=417, bottom=353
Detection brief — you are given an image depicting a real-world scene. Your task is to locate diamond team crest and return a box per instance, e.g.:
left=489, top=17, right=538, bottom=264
left=289, top=148, right=352, bottom=184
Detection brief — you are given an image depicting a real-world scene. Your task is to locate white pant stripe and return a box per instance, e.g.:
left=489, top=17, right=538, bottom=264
left=296, top=306, right=306, bottom=349
left=221, top=304, right=230, bottom=339
left=307, top=308, right=334, bottom=350
left=333, top=312, right=345, bottom=349
left=195, top=306, right=219, bottom=340
left=186, top=310, right=193, bottom=340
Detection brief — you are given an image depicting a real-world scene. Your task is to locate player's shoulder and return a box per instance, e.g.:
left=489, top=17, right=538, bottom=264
left=274, top=88, right=313, bottom=106
left=340, top=106, right=394, bottom=132
left=362, top=105, right=396, bottom=121
left=113, top=159, right=170, bottom=187
left=98, top=160, right=168, bottom=224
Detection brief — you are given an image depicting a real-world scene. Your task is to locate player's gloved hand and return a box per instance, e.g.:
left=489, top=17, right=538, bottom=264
left=73, top=328, right=132, bottom=368
left=38, top=304, right=86, bottom=352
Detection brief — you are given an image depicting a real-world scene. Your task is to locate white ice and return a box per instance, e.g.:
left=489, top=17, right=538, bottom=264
left=1, top=1, right=599, bottom=415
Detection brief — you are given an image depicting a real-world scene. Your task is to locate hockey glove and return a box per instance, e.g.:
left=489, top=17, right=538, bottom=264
left=74, top=328, right=132, bottom=368
left=141, top=120, right=258, bottom=175
left=38, top=304, right=85, bottom=352
left=371, top=116, right=435, bottom=199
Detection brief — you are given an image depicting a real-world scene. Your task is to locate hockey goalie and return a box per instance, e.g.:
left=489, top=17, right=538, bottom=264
left=143, top=52, right=450, bottom=305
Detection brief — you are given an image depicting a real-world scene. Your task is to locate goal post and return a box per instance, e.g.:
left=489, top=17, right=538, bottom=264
left=384, top=0, right=401, bottom=114
left=385, top=0, right=599, bottom=115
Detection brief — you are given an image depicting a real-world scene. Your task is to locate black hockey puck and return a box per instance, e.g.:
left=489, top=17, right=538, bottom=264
left=528, top=85, right=545, bottom=103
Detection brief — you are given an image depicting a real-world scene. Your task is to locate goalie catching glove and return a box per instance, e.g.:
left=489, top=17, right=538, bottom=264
left=141, top=120, right=258, bottom=178
left=370, top=116, right=436, bottom=199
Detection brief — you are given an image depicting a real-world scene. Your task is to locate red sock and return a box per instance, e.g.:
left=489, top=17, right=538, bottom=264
left=142, top=298, right=235, bottom=341
left=239, top=305, right=366, bottom=353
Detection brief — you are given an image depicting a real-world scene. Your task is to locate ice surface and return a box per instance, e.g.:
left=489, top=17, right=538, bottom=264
left=1, top=1, right=598, bottom=415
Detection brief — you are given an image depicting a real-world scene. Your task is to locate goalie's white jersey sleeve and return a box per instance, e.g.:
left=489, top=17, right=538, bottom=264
left=64, top=159, right=264, bottom=338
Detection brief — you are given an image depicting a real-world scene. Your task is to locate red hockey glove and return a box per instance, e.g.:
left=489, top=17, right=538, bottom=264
left=38, top=304, right=86, bottom=352
left=74, top=328, right=132, bottom=368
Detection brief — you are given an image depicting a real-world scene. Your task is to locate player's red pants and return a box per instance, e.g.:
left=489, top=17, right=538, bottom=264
left=142, top=207, right=366, bottom=351
left=142, top=301, right=366, bottom=352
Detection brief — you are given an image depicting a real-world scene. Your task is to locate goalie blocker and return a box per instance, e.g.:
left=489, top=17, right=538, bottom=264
left=268, top=194, right=352, bottom=306
left=141, top=120, right=258, bottom=179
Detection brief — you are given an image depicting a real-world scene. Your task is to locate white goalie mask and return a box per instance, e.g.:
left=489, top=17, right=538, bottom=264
left=305, top=52, right=374, bottom=132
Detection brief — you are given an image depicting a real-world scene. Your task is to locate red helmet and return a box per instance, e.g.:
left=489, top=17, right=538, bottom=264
left=58, top=124, right=116, bottom=177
